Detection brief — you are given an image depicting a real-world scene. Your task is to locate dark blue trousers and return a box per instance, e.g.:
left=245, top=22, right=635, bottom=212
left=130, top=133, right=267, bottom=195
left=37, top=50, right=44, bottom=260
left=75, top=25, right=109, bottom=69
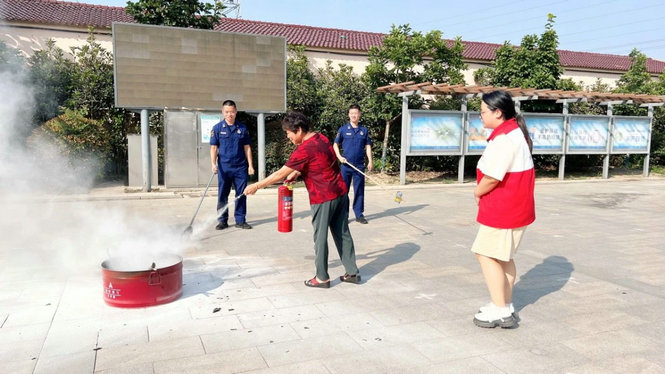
left=217, top=164, right=248, bottom=224
left=340, top=163, right=365, bottom=219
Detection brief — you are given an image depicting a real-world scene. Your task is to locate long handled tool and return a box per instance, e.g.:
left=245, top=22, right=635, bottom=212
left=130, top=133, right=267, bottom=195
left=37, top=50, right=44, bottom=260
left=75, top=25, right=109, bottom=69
left=183, top=172, right=216, bottom=235
left=343, top=162, right=402, bottom=204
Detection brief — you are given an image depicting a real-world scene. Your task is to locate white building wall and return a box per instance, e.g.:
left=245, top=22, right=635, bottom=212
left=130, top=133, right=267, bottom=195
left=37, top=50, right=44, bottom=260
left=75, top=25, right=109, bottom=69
left=0, top=24, right=112, bottom=58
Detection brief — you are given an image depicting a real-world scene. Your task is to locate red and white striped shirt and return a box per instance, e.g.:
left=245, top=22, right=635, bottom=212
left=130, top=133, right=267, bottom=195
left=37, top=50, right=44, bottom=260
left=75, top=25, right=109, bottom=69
left=476, top=118, right=535, bottom=229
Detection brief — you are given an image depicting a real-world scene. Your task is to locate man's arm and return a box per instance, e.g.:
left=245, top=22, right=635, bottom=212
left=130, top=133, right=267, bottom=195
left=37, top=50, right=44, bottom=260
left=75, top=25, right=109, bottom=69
left=365, top=144, right=373, bottom=172
left=333, top=143, right=346, bottom=164
left=210, top=145, right=219, bottom=173
left=244, top=144, right=255, bottom=175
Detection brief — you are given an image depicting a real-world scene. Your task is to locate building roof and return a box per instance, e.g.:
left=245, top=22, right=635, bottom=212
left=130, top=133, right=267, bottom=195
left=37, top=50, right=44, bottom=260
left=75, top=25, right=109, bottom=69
left=2, top=0, right=664, bottom=75
left=0, top=0, right=133, bottom=28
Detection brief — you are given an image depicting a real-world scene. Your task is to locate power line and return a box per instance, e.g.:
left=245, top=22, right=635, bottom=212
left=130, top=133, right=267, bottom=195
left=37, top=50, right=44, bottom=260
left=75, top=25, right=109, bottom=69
left=463, top=0, right=661, bottom=43
left=557, top=16, right=664, bottom=38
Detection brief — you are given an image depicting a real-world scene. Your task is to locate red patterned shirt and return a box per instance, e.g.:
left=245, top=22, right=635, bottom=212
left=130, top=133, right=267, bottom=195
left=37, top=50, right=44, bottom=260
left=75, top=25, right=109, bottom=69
left=286, top=133, right=348, bottom=204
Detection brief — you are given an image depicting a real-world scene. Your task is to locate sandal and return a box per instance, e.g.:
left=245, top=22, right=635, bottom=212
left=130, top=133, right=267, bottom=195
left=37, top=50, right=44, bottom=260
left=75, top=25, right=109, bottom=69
left=304, top=277, right=330, bottom=288
left=339, top=273, right=361, bottom=284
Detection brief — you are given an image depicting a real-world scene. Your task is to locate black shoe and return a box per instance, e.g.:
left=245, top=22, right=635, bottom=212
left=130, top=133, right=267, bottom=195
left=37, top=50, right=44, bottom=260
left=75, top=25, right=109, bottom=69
left=340, top=273, right=361, bottom=284
left=355, top=216, right=368, bottom=224
left=215, top=222, right=229, bottom=230
left=235, top=222, right=252, bottom=229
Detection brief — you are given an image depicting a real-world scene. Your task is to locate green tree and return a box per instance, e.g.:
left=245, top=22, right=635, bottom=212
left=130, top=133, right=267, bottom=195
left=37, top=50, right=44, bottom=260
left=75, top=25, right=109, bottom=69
left=67, top=31, right=131, bottom=177
left=478, top=14, right=562, bottom=89
left=125, top=0, right=225, bottom=29
left=362, top=24, right=466, bottom=171
left=316, top=61, right=368, bottom=139
left=615, top=49, right=657, bottom=94
left=286, top=45, right=321, bottom=120
left=28, top=39, right=75, bottom=123
left=612, top=49, right=665, bottom=167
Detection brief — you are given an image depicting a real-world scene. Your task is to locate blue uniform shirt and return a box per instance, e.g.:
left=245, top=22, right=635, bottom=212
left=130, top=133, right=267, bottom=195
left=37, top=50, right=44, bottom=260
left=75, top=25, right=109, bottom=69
left=334, top=123, right=371, bottom=167
left=210, top=120, right=250, bottom=167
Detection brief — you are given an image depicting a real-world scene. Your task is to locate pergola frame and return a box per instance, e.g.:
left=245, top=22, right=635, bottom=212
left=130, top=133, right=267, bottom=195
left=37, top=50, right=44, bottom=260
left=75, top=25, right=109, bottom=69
left=377, top=83, right=665, bottom=184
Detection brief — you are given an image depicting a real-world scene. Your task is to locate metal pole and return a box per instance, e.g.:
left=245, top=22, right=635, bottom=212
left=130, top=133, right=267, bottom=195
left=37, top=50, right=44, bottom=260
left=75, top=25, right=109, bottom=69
left=459, top=97, right=467, bottom=184
left=645, top=106, right=654, bottom=177
left=603, top=104, right=612, bottom=179
left=400, top=95, right=408, bottom=185
left=141, top=109, right=152, bottom=192
left=257, top=113, right=266, bottom=181
left=559, top=101, right=568, bottom=180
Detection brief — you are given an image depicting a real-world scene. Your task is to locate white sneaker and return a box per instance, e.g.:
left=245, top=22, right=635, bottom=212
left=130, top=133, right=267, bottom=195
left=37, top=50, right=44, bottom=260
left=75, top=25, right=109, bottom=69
left=479, top=302, right=514, bottom=314
left=473, top=304, right=516, bottom=328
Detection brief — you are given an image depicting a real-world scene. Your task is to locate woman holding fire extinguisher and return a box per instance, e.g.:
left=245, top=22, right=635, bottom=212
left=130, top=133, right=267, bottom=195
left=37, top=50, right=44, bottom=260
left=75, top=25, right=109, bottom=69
left=244, top=111, right=361, bottom=288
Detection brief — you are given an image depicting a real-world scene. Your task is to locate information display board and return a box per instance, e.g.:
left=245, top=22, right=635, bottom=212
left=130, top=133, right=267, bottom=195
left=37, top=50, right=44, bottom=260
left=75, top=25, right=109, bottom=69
left=524, top=114, right=565, bottom=154
left=567, top=116, right=610, bottom=154
left=611, top=117, right=651, bottom=153
left=466, top=113, right=492, bottom=154
left=200, top=114, right=221, bottom=144
left=408, top=110, right=464, bottom=155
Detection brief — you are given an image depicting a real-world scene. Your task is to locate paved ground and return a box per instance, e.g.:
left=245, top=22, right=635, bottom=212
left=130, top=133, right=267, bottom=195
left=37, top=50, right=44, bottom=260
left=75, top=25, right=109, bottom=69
left=1, top=177, right=664, bottom=373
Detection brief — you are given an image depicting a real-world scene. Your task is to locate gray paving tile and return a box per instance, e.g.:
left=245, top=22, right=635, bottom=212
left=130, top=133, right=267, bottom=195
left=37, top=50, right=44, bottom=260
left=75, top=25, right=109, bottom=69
left=2, top=305, right=58, bottom=328
left=97, top=322, right=149, bottom=348
left=200, top=324, right=300, bottom=353
left=420, top=356, right=504, bottom=374
left=2, top=360, right=36, bottom=374
left=257, top=332, right=360, bottom=367
left=188, top=296, right=274, bottom=318
left=33, top=350, right=95, bottom=374
left=148, top=314, right=242, bottom=341
left=562, top=329, right=659, bottom=360
left=413, top=331, right=516, bottom=363
left=39, top=319, right=101, bottom=357
left=482, top=343, right=590, bottom=374
left=151, top=347, right=266, bottom=373
left=237, top=304, right=325, bottom=329
left=94, top=336, right=204, bottom=371
left=289, top=312, right=384, bottom=339
left=95, top=362, right=154, bottom=374
left=346, top=321, right=445, bottom=349
left=242, top=359, right=330, bottom=374
left=563, top=355, right=665, bottom=374
left=0, top=338, right=45, bottom=364
left=322, top=345, right=431, bottom=373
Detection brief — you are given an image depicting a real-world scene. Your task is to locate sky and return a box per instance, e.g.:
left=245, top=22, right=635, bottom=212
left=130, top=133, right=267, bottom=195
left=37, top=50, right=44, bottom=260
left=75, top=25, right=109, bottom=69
left=75, top=0, right=665, bottom=61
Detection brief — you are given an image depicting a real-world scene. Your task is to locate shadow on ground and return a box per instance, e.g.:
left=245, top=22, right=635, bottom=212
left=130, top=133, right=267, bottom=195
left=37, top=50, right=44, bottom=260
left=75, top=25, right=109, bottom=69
left=513, top=255, right=574, bottom=313
left=320, top=242, right=421, bottom=282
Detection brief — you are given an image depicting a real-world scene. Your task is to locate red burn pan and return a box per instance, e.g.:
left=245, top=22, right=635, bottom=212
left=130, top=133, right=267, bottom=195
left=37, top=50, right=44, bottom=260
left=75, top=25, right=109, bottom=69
left=101, top=254, right=183, bottom=308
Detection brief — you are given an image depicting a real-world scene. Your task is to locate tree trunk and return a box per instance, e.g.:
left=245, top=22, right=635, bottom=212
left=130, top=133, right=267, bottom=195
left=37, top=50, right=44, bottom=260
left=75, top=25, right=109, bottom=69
left=380, top=114, right=400, bottom=173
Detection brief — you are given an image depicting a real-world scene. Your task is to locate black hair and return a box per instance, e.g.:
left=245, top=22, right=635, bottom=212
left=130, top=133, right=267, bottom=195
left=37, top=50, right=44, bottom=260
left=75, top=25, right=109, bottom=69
left=349, top=103, right=361, bottom=111
left=222, top=100, right=237, bottom=108
left=482, top=90, right=533, bottom=153
left=281, top=111, right=310, bottom=133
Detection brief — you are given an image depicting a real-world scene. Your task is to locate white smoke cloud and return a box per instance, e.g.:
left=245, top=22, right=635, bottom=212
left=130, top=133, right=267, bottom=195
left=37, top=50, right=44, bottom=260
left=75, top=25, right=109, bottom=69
left=0, top=60, right=190, bottom=276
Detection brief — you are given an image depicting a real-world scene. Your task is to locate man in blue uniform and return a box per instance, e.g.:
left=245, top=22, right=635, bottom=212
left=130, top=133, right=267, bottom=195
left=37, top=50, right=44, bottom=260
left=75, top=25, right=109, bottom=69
left=333, top=104, right=372, bottom=224
left=210, top=100, right=254, bottom=230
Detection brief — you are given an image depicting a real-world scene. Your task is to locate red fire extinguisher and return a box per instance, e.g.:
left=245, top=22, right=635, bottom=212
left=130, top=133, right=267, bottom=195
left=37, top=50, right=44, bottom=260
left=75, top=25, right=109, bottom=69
left=277, top=181, right=293, bottom=232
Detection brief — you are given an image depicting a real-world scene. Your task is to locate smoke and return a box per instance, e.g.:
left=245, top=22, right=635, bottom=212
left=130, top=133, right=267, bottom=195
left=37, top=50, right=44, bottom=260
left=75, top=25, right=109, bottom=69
left=0, top=59, right=190, bottom=276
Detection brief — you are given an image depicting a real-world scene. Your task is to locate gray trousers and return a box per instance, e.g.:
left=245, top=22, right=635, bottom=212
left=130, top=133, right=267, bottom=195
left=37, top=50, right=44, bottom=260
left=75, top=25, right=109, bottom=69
left=310, top=194, right=359, bottom=281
